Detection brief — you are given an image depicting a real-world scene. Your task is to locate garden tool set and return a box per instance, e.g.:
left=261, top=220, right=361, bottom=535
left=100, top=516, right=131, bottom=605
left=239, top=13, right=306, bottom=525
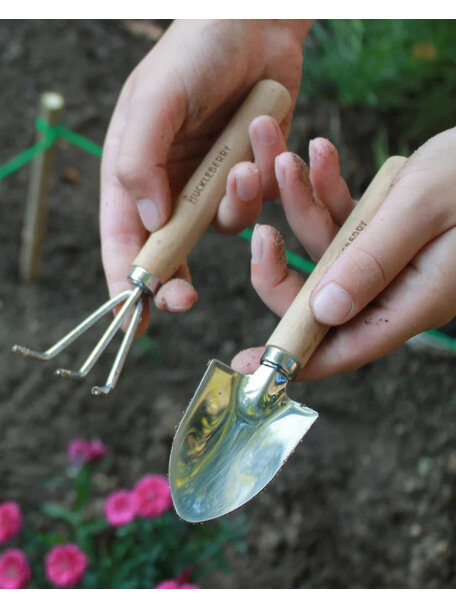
left=12, top=77, right=407, bottom=522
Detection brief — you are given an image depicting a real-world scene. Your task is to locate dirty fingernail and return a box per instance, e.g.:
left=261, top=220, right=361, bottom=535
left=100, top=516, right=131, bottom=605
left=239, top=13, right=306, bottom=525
left=236, top=168, right=259, bottom=201
left=311, top=282, right=353, bottom=325
left=251, top=224, right=265, bottom=263
left=137, top=199, right=161, bottom=232
left=160, top=287, right=197, bottom=313
left=275, top=156, right=287, bottom=188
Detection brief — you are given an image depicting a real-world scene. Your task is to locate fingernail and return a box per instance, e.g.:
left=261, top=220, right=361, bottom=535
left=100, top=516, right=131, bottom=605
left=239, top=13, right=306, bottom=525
left=254, top=117, right=277, bottom=146
left=166, top=303, right=192, bottom=312
left=251, top=224, right=264, bottom=263
left=157, top=281, right=198, bottom=313
left=308, top=139, right=318, bottom=167
left=311, top=282, right=353, bottom=325
left=137, top=199, right=161, bottom=232
left=235, top=168, right=259, bottom=201
left=275, top=156, right=287, bottom=188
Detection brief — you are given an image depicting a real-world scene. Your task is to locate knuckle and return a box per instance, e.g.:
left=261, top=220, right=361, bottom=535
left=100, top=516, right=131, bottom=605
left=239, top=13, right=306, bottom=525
left=252, top=266, right=288, bottom=294
left=251, top=270, right=266, bottom=293
left=252, top=270, right=281, bottom=295
left=115, top=155, right=150, bottom=193
left=351, top=246, right=387, bottom=296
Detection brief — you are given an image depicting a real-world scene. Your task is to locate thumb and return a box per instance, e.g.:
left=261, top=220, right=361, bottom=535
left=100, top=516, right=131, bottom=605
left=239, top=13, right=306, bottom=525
left=309, top=173, right=441, bottom=327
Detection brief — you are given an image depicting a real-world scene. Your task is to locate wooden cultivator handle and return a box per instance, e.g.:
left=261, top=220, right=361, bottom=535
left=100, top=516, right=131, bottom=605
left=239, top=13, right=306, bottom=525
left=133, top=79, right=292, bottom=284
left=266, top=155, right=408, bottom=368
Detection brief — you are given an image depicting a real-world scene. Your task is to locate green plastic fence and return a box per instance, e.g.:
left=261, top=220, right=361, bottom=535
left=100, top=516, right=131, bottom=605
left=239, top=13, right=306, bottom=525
left=0, top=116, right=316, bottom=276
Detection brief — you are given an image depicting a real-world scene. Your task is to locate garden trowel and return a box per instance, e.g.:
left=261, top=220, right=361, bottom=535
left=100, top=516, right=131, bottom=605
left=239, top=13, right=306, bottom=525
left=169, top=155, right=407, bottom=522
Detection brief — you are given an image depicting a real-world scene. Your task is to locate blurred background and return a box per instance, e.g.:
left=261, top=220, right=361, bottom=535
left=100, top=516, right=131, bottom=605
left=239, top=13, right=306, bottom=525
left=1, top=20, right=456, bottom=588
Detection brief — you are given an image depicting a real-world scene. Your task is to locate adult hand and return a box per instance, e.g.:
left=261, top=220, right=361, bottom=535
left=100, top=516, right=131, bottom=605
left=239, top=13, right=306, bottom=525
left=231, top=125, right=456, bottom=380
left=100, top=19, right=312, bottom=330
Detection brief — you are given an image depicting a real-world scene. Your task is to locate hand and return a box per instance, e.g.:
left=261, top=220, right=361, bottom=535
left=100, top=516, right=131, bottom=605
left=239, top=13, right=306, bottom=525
left=100, top=19, right=312, bottom=331
left=231, top=126, right=456, bottom=380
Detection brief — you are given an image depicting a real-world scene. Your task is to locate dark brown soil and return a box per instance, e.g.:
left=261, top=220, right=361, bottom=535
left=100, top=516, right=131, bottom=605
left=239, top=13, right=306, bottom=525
left=1, top=20, right=456, bottom=589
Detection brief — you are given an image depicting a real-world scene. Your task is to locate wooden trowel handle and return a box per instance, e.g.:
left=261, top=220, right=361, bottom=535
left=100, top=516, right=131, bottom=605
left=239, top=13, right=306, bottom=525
left=266, top=155, right=407, bottom=369
left=133, top=79, right=292, bottom=284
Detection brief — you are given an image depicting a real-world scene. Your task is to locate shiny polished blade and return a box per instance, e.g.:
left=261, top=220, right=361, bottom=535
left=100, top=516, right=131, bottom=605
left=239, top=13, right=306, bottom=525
left=169, top=360, right=318, bottom=523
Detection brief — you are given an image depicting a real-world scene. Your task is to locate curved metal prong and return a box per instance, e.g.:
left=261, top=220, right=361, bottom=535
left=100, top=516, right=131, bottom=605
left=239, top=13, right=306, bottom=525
left=12, top=290, right=132, bottom=361
left=55, top=287, right=143, bottom=380
left=11, top=345, right=52, bottom=360
left=91, top=297, right=144, bottom=397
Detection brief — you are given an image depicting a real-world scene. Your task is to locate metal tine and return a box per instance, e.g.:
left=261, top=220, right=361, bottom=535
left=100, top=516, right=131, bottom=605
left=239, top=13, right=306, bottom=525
left=91, top=297, right=144, bottom=397
left=56, top=286, right=143, bottom=380
left=12, top=290, right=133, bottom=361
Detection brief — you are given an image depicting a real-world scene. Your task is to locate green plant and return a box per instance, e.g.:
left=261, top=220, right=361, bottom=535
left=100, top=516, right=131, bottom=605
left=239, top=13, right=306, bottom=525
left=301, top=20, right=456, bottom=142
left=1, top=441, right=248, bottom=589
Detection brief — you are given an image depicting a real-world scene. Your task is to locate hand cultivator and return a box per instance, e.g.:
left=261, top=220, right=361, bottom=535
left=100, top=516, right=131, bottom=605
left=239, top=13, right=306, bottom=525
left=12, top=80, right=292, bottom=396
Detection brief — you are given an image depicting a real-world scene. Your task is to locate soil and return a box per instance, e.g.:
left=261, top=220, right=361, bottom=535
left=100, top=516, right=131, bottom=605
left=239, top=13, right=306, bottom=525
left=1, top=20, right=456, bottom=589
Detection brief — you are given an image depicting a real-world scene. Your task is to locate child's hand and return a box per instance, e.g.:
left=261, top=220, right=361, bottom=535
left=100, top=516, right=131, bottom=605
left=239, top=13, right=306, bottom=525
left=100, top=19, right=311, bottom=330
left=231, top=124, right=456, bottom=380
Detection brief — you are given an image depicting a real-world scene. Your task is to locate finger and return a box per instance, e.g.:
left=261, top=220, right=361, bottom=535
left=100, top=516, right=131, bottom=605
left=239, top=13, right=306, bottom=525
left=100, top=78, right=148, bottom=300
left=231, top=346, right=264, bottom=376
left=275, top=152, right=338, bottom=261
left=300, top=226, right=456, bottom=380
left=113, top=298, right=150, bottom=338
left=117, top=261, right=197, bottom=337
left=213, top=162, right=263, bottom=235
left=249, top=115, right=288, bottom=199
left=308, top=138, right=354, bottom=225
left=233, top=227, right=456, bottom=380
left=251, top=224, right=304, bottom=316
left=153, top=260, right=198, bottom=313
left=115, top=72, right=187, bottom=232
left=309, top=164, right=447, bottom=327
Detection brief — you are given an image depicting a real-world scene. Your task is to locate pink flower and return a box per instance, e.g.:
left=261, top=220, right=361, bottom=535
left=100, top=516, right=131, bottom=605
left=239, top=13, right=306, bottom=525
left=67, top=438, right=107, bottom=467
left=155, top=579, right=200, bottom=589
left=0, top=502, right=23, bottom=544
left=45, top=543, right=88, bottom=588
left=87, top=439, right=107, bottom=461
left=0, top=549, right=31, bottom=589
left=104, top=490, right=138, bottom=527
left=177, top=567, right=200, bottom=588
left=180, top=583, right=200, bottom=588
left=67, top=439, right=91, bottom=467
left=156, top=579, right=180, bottom=588
left=133, top=475, right=172, bottom=519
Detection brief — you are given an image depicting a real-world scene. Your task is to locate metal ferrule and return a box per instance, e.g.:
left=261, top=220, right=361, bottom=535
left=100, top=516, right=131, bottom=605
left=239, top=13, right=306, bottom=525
left=260, top=346, right=299, bottom=381
left=128, top=266, right=161, bottom=295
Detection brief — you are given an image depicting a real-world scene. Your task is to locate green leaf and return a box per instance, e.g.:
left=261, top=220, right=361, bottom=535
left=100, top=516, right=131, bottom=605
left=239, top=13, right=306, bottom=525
left=41, top=502, right=81, bottom=526
left=75, top=465, right=92, bottom=510
left=135, top=335, right=162, bottom=367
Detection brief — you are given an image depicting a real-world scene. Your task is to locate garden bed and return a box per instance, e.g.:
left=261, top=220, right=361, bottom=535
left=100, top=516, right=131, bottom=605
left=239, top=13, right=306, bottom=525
left=1, top=20, right=455, bottom=588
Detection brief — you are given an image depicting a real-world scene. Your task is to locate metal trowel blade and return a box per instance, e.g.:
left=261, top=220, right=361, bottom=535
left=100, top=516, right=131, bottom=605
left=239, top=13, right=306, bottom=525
left=169, top=359, right=318, bottom=523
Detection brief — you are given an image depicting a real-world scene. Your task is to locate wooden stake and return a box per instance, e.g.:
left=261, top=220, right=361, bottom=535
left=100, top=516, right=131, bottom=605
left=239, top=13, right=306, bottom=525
left=19, top=91, right=64, bottom=281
